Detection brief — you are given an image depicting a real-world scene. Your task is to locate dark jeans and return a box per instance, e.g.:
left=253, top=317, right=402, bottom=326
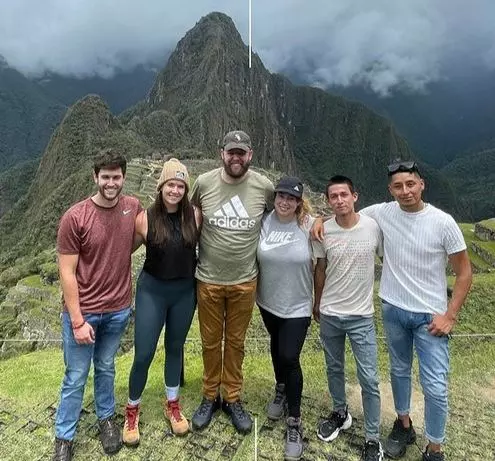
left=259, top=307, right=311, bottom=418
left=128, top=271, right=196, bottom=401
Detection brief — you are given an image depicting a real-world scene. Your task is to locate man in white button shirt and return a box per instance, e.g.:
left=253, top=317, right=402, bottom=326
left=361, top=160, right=472, bottom=461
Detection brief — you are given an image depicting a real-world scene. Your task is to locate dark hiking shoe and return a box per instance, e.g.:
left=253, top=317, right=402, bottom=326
left=285, top=416, right=303, bottom=461
left=361, top=440, right=384, bottom=461
left=383, top=418, right=416, bottom=459
left=52, top=438, right=73, bottom=461
left=267, top=383, right=287, bottom=420
left=317, top=406, right=352, bottom=442
left=422, top=449, right=445, bottom=461
left=191, top=395, right=221, bottom=430
left=222, top=400, right=252, bottom=434
left=98, top=416, right=122, bottom=455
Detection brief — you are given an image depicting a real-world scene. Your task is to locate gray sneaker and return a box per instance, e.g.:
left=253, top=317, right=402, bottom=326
left=284, top=416, right=303, bottom=461
left=267, top=383, right=286, bottom=420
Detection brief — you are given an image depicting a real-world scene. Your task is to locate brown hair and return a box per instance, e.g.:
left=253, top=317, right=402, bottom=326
left=296, top=196, right=313, bottom=226
left=93, top=148, right=127, bottom=176
left=149, top=183, right=197, bottom=248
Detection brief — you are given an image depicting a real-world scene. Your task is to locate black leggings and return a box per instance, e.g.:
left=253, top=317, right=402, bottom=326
left=128, top=271, right=196, bottom=401
left=259, top=307, right=310, bottom=418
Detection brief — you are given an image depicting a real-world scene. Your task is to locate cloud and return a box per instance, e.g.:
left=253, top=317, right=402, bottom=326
left=0, top=0, right=494, bottom=94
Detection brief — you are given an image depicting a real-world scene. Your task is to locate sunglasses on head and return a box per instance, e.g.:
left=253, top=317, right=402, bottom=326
left=387, top=160, right=419, bottom=176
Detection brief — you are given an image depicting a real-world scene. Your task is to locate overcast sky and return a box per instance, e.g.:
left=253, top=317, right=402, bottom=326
left=1, top=0, right=494, bottom=95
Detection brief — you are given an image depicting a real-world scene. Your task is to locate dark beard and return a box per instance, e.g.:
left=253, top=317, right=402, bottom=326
left=223, top=160, right=250, bottom=178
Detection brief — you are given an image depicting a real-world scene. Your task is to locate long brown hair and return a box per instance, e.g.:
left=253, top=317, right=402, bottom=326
left=149, top=183, right=197, bottom=247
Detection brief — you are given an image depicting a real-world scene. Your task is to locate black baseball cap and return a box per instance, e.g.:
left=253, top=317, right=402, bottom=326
left=275, top=176, right=303, bottom=198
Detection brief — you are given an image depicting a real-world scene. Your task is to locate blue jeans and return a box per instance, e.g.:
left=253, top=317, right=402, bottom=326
left=382, top=300, right=449, bottom=444
left=55, top=308, right=131, bottom=441
left=320, top=314, right=381, bottom=441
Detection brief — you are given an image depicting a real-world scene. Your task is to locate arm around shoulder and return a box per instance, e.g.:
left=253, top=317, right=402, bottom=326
left=133, top=210, right=147, bottom=252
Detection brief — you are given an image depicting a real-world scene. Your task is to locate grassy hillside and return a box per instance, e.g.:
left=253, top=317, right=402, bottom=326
left=0, top=274, right=494, bottom=460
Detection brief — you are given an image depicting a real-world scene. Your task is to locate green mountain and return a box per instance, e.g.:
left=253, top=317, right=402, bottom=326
left=0, top=57, right=66, bottom=171
left=442, top=145, right=495, bottom=221
left=0, top=95, right=151, bottom=264
left=0, top=12, right=462, bottom=265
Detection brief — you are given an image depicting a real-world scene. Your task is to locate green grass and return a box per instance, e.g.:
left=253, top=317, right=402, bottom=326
left=0, top=273, right=494, bottom=460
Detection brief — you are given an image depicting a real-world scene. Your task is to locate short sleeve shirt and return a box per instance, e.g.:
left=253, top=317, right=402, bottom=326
left=360, top=202, right=467, bottom=314
left=312, top=214, right=382, bottom=317
left=256, top=212, right=315, bottom=318
left=57, top=195, right=142, bottom=313
left=190, top=169, right=274, bottom=285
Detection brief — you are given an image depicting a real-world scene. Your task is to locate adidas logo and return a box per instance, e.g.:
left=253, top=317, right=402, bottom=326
left=209, top=195, right=256, bottom=229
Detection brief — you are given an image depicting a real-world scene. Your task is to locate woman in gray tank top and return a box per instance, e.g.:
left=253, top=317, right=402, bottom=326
left=256, top=176, right=315, bottom=461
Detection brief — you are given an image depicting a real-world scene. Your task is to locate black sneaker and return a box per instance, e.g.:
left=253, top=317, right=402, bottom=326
left=361, top=440, right=384, bottom=461
left=191, top=395, right=221, bottom=430
left=52, top=438, right=73, bottom=461
left=317, top=406, right=352, bottom=442
left=383, top=418, right=416, bottom=459
left=98, top=416, right=122, bottom=455
left=222, top=400, right=252, bottom=434
left=422, top=449, right=445, bottom=461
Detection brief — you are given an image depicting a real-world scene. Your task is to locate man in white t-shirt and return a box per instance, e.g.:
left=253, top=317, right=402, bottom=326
left=313, top=175, right=384, bottom=461
left=361, top=160, right=472, bottom=461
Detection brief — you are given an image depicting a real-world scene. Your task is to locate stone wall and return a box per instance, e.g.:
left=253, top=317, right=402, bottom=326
left=475, top=222, right=495, bottom=241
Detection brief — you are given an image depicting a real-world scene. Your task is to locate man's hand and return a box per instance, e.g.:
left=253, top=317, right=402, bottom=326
left=73, top=322, right=95, bottom=345
left=312, top=303, right=320, bottom=323
left=428, top=313, right=455, bottom=336
left=310, top=217, right=324, bottom=242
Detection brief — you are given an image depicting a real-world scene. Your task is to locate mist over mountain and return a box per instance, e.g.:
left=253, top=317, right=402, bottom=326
left=0, top=12, right=439, bottom=264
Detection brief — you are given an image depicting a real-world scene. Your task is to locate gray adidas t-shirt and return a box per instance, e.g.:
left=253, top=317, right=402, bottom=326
left=256, top=211, right=315, bottom=318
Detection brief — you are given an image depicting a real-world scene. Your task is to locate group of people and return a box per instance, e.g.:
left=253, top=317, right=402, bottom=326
left=52, top=130, right=472, bottom=461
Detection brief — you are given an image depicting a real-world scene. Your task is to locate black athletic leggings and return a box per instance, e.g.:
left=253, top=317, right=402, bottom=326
left=128, top=271, right=196, bottom=401
left=259, top=307, right=311, bottom=418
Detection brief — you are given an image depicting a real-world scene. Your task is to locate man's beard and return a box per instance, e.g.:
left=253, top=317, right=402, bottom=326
left=223, top=159, right=250, bottom=178
left=99, top=185, right=123, bottom=201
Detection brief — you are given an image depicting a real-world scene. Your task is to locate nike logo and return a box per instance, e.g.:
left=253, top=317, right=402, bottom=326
left=259, top=231, right=299, bottom=251
left=259, top=240, right=298, bottom=251
left=122, top=209, right=132, bottom=215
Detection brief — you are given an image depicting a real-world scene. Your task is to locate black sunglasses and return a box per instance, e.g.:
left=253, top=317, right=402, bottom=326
left=387, top=161, right=420, bottom=176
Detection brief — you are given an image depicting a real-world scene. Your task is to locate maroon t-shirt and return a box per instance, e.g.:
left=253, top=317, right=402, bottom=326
left=57, top=195, right=142, bottom=314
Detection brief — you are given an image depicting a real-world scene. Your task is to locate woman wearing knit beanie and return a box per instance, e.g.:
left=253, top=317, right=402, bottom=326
left=123, top=158, right=199, bottom=443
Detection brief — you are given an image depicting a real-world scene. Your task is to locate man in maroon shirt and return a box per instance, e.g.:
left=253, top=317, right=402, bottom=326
left=53, top=149, right=142, bottom=461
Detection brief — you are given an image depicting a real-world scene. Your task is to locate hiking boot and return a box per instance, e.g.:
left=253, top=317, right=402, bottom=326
left=317, top=406, right=352, bottom=442
left=422, top=448, right=445, bottom=461
left=222, top=400, right=252, bottom=434
left=52, top=438, right=73, bottom=461
left=267, top=383, right=287, bottom=420
left=123, top=404, right=140, bottom=447
left=361, top=440, right=384, bottom=461
left=191, top=395, right=221, bottom=430
left=284, top=416, right=303, bottom=461
left=383, top=417, right=416, bottom=459
left=98, top=416, right=122, bottom=455
left=165, top=398, right=189, bottom=436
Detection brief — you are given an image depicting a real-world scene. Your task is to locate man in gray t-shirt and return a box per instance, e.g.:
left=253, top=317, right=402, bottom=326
left=313, top=175, right=383, bottom=461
